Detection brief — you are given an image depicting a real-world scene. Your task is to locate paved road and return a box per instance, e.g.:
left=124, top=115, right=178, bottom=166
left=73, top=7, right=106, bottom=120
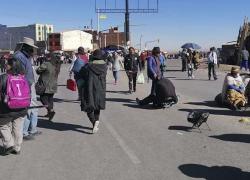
left=1, top=60, right=250, bottom=180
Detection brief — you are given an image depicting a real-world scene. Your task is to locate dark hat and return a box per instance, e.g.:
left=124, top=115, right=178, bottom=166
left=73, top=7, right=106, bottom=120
left=92, top=49, right=104, bottom=60
left=152, top=47, right=161, bottom=54
left=78, top=47, right=85, bottom=53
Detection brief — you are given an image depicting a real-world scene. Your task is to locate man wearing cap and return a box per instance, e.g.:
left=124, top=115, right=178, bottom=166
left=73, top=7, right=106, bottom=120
left=221, top=67, right=246, bottom=110
left=14, top=37, right=41, bottom=140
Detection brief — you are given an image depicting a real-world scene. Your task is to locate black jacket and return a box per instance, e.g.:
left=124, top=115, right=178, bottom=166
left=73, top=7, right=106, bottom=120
left=0, top=74, right=27, bottom=124
left=79, top=60, right=107, bottom=112
left=124, top=54, right=141, bottom=72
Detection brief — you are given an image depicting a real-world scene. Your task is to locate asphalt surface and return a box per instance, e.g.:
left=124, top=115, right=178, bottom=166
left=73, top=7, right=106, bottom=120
left=1, top=60, right=250, bottom=180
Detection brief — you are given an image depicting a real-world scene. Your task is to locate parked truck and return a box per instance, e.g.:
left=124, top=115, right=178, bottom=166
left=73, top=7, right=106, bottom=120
left=48, top=30, right=93, bottom=52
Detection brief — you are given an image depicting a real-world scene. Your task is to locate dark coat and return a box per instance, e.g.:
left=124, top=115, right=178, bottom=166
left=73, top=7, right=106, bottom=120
left=79, top=60, right=107, bottom=112
left=36, top=61, right=59, bottom=94
left=0, top=74, right=27, bottom=125
left=155, top=78, right=178, bottom=103
left=124, top=54, right=141, bottom=72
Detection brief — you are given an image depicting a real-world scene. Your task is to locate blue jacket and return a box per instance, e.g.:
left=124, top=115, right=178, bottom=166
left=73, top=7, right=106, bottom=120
left=147, top=56, right=163, bottom=80
left=14, top=51, right=35, bottom=86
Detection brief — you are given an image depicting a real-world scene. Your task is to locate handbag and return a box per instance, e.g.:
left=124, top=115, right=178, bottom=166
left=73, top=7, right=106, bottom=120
left=67, top=78, right=77, bottom=91
left=35, top=77, right=46, bottom=95
left=137, top=73, right=145, bottom=84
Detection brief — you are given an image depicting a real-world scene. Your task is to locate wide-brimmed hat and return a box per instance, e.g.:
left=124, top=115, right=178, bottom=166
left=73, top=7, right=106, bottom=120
left=92, top=49, right=104, bottom=60
left=231, top=67, right=240, bottom=74
left=19, top=37, right=38, bottom=49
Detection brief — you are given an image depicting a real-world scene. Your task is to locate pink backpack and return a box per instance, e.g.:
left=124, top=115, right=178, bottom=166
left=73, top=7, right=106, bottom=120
left=5, top=74, right=31, bottom=109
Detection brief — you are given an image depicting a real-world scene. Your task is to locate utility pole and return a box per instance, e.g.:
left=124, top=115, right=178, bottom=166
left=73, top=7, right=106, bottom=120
left=125, top=0, right=130, bottom=46
left=140, top=35, right=143, bottom=51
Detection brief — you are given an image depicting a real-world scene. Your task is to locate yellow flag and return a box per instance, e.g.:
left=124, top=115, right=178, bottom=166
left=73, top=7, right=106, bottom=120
left=99, top=14, right=107, bottom=19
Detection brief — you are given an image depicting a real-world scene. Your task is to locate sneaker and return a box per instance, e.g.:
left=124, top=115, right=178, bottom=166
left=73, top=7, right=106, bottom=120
left=30, top=131, right=42, bottom=136
left=92, top=121, right=100, bottom=134
left=48, top=111, right=56, bottom=121
left=11, top=150, right=21, bottom=155
left=2, top=146, right=14, bottom=155
left=136, top=98, right=141, bottom=105
left=23, top=134, right=35, bottom=141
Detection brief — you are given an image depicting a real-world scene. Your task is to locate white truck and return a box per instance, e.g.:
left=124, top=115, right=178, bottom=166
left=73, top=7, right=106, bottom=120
left=48, top=30, right=93, bottom=52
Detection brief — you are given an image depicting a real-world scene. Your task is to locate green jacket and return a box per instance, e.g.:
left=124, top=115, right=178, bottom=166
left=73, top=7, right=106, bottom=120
left=36, top=61, right=59, bottom=94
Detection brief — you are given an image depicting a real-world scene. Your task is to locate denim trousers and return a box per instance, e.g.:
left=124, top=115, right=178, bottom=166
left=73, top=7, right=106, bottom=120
left=23, top=83, right=39, bottom=136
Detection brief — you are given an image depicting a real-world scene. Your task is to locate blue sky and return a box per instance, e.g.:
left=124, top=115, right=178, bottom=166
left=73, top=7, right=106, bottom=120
left=1, top=0, right=250, bottom=52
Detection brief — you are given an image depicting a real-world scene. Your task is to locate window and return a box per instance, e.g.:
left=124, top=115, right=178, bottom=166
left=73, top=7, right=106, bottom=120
left=38, top=32, right=41, bottom=35
left=49, top=27, right=52, bottom=32
left=38, top=26, right=41, bottom=30
left=39, top=37, right=41, bottom=41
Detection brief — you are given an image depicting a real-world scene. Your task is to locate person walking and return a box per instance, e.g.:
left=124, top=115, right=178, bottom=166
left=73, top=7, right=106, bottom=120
left=14, top=37, right=41, bottom=140
left=79, top=49, right=107, bottom=134
left=0, top=58, right=28, bottom=155
left=240, top=47, right=249, bottom=71
left=69, top=47, right=87, bottom=100
left=136, top=47, right=163, bottom=107
left=181, top=49, right=188, bottom=72
left=0, top=56, right=6, bottom=73
left=36, top=54, right=61, bottom=121
left=112, top=52, right=122, bottom=85
left=187, top=49, right=194, bottom=79
left=124, top=47, right=142, bottom=93
left=208, top=47, right=218, bottom=80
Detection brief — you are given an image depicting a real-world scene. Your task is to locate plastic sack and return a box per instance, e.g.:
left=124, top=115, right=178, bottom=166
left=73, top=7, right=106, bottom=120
left=137, top=73, right=145, bottom=84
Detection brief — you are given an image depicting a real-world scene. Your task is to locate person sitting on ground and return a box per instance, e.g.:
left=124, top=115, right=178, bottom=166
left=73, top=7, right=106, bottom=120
left=0, top=58, right=28, bottom=155
left=220, top=67, right=247, bottom=110
left=79, top=49, right=107, bottom=134
left=136, top=47, right=177, bottom=108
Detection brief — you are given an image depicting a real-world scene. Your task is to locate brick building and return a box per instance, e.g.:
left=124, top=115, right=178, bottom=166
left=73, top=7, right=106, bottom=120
left=84, top=27, right=125, bottom=49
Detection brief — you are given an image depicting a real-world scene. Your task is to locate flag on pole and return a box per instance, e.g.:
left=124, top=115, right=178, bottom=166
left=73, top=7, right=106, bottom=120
left=99, top=14, right=107, bottom=19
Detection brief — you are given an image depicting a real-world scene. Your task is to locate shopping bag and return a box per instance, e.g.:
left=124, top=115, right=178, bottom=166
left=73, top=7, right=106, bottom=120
left=137, top=73, right=145, bottom=84
left=67, top=78, right=77, bottom=91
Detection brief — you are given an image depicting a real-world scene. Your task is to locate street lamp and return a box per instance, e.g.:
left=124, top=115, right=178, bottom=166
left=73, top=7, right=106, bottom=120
left=144, top=39, right=160, bottom=50
left=4, top=32, right=12, bottom=50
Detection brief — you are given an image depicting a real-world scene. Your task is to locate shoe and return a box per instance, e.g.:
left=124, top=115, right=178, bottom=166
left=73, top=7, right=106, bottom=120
left=30, top=131, right=42, bottom=136
left=209, top=77, right=211, bottom=80
left=92, top=121, right=100, bottom=134
left=44, top=113, right=50, bottom=118
left=214, top=77, right=218, bottom=80
left=23, top=134, right=35, bottom=141
left=136, top=98, right=141, bottom=105
left=2, top=146, right=14, bottom=155
left=48, top=111, right=56, bottom=121
left=11, top=150, right=21, bottom=155
left=129, top=90, right=132, bottom=94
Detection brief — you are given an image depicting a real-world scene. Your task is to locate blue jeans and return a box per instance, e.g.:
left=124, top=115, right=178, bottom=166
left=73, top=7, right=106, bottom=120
left=113, top=71, right=118, bottom=82
left=23, top=83, right=39, bottom=136
left=240, top=60, right=248, bottom=71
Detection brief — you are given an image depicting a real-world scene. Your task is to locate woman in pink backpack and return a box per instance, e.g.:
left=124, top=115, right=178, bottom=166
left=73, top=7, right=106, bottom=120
left=0, top=58, right=28, bottom=155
